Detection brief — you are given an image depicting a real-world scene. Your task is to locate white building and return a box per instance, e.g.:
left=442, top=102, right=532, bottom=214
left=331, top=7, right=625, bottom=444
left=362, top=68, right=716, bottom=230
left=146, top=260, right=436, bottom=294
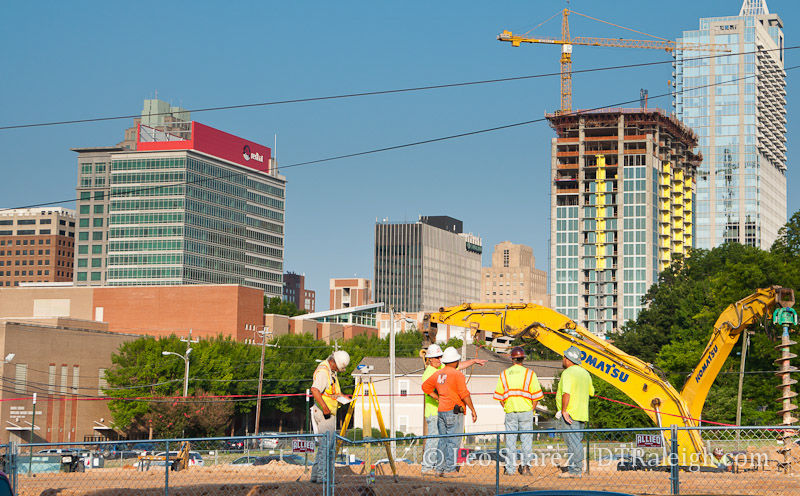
left=350, top=345, right=561, bottom=436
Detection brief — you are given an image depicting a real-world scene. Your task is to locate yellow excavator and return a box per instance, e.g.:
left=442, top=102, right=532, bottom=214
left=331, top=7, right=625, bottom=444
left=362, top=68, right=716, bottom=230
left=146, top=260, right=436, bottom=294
left=422, top=286, right=795, bottom=467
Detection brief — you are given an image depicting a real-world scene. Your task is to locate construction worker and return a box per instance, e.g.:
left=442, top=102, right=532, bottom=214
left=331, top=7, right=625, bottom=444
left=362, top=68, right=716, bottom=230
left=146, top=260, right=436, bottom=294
left=711, top=448, right=733, bottom=471
left=421, top=346, right=477, bottom=478
left=421, top=344, right=487, bottom=475
left=493, top=346, right=543, bottom=475
left=556, top=345, right=594, bottom=478
left=309, top=350, right=350, bottom=485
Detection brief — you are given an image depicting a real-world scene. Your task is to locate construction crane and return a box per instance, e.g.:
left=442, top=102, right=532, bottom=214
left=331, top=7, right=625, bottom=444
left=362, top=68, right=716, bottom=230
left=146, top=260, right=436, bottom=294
left=498, top=8, right=730, bottom=113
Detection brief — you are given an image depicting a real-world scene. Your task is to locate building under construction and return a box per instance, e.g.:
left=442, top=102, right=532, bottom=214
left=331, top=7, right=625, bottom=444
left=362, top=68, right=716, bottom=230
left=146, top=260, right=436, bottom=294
left=548, top=108, right=700, bottom=336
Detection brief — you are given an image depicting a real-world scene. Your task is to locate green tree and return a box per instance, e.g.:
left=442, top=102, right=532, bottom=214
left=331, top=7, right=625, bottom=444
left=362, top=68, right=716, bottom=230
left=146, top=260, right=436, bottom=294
left=264, top=296, right=307, bottom=316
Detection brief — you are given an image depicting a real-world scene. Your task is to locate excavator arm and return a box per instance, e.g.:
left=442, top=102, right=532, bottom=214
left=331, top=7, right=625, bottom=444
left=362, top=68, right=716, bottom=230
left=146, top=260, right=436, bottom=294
left=681, top=286, right=795, bottom=421
left=423, top=303, right=705, bottom=462
left=423, top=287, right=794, bottom=465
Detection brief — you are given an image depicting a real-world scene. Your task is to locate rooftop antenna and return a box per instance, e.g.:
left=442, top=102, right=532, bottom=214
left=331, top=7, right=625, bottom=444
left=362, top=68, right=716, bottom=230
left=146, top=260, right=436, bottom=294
left=155, top=89, right=158, bottom=99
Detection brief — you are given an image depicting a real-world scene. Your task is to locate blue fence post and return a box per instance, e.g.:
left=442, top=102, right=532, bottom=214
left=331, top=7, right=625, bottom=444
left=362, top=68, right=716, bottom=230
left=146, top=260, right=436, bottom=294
left=328, top=431, right=335, bottom=496
left=164, top=440, right=169, bottom=496
left=495, top=432, right=500, bottom=495
left=8, top=441, right=16, bottom=495
left=670, top=426, right=679, bottom=495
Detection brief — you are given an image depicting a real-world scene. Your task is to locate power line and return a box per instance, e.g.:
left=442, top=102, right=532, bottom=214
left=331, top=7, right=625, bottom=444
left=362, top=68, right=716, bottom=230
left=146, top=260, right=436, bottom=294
left=0, top=44, right=790, bottom=132
left=1, top=58, right=794, bottom=215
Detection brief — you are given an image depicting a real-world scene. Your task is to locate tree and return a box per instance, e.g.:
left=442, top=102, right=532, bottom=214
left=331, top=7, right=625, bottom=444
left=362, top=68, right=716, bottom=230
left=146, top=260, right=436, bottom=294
left=264, top=296, right=306, bottom=316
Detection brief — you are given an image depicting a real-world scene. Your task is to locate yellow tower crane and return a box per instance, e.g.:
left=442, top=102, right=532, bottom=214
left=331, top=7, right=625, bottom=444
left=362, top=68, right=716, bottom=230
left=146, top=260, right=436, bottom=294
left=498, top=8, right=730, bottom=114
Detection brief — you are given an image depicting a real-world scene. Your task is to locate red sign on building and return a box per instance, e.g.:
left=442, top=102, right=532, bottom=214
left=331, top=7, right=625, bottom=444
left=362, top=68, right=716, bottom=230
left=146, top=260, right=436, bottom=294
left=137, top=122, right=271, bottom=173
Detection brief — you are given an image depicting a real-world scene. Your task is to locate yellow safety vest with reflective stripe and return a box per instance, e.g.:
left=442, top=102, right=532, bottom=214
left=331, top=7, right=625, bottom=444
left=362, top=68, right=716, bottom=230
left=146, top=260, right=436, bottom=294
left=493, top=364, right=544, bottom=413
left=314, top=360, right=342, bottom=412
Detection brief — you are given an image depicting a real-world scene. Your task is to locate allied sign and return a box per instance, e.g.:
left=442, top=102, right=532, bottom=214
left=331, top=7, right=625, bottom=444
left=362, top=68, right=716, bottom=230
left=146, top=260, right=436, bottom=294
left=635, top=434, right=664, bottom=448
left=292, top=439, right=315, bottom=453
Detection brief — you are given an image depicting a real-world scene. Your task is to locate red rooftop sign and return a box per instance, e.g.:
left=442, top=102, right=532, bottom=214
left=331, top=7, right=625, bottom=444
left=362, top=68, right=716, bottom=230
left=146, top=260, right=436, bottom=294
left=137, top=121, right=271, bottom=173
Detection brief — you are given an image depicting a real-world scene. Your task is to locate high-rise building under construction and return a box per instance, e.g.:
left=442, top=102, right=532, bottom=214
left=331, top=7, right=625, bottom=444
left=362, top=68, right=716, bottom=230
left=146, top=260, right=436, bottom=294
left=675, top=0, right=786, bottom=248
left=548, top=109, right=700, bottom=336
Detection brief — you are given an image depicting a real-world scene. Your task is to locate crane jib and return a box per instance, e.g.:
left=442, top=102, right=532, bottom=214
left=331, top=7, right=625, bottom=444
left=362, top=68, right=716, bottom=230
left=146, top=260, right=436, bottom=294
left=580, top=351, right=629, bottom=383
left=693, top=344, right=719, bottom=384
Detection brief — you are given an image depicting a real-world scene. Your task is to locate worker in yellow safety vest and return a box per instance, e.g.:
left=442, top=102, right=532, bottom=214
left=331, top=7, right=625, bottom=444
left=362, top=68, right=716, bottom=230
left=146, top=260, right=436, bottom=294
left=309, top=350, right=350, bottom=484
left=493, top=346, right=543, bottom=476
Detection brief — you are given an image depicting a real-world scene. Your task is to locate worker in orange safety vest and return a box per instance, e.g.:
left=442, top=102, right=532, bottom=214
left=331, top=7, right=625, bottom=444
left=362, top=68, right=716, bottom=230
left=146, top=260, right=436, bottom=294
left=493, top=346, right=543, bottom=475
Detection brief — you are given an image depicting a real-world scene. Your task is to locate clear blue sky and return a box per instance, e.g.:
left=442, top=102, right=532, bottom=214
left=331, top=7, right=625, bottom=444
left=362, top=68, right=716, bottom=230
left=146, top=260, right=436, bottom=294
left=1, top=1, right=798, bottom=310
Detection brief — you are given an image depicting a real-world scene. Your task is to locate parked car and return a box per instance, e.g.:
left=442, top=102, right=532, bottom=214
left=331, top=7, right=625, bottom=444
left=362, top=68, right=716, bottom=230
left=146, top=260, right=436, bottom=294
left=256, top=432, right=281, bottom=450
left=254, top=454, right=311, bottom=466
left=36, top=449, right=91, bottom=469
left=101, top=444, right=140, bottom=459
left=223, top=440, right=245, bottom=452
left=231, top=456, right=260, bottom=466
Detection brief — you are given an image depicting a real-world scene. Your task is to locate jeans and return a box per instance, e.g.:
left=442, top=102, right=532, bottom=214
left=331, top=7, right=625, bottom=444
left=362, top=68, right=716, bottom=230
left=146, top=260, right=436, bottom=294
left=310, top=406, right=336, bottom=483
left=422, top=415, right=439, bottom=472
left=559, top=417, right=586, bottom=475
left=437, top=409, right=462, bottom=474
left=504, top=410, right=533, bottom=472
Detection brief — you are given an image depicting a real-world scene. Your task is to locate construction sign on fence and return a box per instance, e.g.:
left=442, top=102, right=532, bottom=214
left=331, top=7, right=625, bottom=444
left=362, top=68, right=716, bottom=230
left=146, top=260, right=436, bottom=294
left=292, top=439, right=315, bottom=453
left=635, top=434, right=663, bottom=448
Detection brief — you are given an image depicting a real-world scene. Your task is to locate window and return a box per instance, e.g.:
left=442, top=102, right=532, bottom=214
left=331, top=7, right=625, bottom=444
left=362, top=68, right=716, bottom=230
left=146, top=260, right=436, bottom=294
left=79, top=205, right=90, bottom=214
left=72, top=365, right=80, bottom=393
left=78, top=245, right=88, bottom=254
left=94, top=191, right=104, bottom=200
left=60, top=365, right=68, bottom=394
left=92, top=245, right=102, bottom=254
left=91, top=272, right=102, bottom=281
left=93, top=218, right=103, bottom=227
left=39, top=229, right=51, bottom=235
left=398, top=415, right=408, bottom=434
left=18, top=220, right=35, bottom=225
left=14, top=364, right=27, bottom=394
left=77, top=272, right=87, bottom=281
left=78, top=259, right=87, bottom=268
left=79, top=219, right=89, bottom=228
left=91, top=258, right=102, bottom=267
left=80, top=192, right=90, bottom=200
left=48, top=365, right=56, bottom=394
left=399, top=380, right=409, bottom=397
left=98, top=368, right=108, bottom=396
left=94, top=205, right=104, bottom=214
left=92, top=232, right=103, bottom=240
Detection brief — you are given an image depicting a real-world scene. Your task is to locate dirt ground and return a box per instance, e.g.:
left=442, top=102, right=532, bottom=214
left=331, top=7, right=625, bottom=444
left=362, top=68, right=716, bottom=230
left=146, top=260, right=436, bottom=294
left=15, top=460, right=800, bottom=496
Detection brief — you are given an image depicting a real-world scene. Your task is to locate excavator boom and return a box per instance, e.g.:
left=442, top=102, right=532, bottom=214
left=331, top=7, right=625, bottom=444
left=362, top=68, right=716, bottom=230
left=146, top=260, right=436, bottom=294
left=424, top=288, right=794, bottom=465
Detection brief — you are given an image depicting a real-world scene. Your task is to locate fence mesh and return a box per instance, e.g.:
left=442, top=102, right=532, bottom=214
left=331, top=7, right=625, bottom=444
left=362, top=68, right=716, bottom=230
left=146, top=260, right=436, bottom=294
left=6, top=427, right=800, bottom=495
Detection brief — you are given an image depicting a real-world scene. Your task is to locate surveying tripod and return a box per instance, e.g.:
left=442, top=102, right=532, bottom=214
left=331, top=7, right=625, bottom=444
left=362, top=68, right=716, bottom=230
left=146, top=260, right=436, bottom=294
left=337, top=376, right=398, bottom=481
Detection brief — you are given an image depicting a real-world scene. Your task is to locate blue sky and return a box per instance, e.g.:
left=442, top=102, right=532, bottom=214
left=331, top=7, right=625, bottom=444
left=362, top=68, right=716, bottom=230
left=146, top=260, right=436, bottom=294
left=1, top=1, right=798, bottom=310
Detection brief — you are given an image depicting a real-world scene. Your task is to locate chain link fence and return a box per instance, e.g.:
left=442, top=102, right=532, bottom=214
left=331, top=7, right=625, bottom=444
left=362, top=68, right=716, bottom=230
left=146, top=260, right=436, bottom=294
left=1, top=426, right=798, bottom=495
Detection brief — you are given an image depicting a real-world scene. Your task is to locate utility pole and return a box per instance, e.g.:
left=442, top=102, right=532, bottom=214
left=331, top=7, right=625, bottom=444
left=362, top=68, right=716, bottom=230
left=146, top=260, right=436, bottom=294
left=162, top=330, right=197, bottom=398
left=735, top=331, right=752, bottom=449
left=246, top=325, right=272, bottom=435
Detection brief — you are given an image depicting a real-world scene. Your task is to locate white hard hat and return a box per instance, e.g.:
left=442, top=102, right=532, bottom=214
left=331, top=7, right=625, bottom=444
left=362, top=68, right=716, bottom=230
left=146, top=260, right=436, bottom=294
left=333, top=350, right=350, bottom=370
left=426, top=344, right=444, bottom=358
left=441, top=347, right=461, bottom=364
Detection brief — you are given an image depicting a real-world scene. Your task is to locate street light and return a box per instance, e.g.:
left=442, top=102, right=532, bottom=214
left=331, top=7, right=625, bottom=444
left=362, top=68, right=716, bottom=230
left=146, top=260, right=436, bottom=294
left=388, top=307, right=416, bottom=457
left=245, top=324, right=273, bottom=435
left=162, top=349, right=191, bottom=398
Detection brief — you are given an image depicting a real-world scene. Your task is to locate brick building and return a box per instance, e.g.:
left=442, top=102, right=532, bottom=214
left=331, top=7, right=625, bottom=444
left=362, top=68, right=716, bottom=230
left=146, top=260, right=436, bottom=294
left=0, top=208, right=76, bottom=287
left=329, top=278, right=372, bottom=310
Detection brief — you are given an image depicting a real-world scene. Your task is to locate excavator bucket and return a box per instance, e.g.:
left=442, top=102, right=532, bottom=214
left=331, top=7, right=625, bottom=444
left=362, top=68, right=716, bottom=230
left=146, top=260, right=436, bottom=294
left=776, top=287, right=795, bottom=308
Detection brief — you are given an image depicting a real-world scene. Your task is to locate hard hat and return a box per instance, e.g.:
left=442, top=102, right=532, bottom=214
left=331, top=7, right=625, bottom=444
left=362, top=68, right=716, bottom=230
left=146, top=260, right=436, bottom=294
left=441, top=347, right=461, bottom=364
left=333, top=350, right=350, bottom=370
left=426, top=344, right=444, bottom=359
left=713, top=448, right=723, bottom=457
left=510, top=346, right=526, bottom=359
left=564, top=346, right=582, bottom=365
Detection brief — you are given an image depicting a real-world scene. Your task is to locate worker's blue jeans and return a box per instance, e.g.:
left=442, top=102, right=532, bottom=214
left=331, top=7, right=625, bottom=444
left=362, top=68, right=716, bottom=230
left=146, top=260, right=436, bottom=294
left=559, top=417, right=586, bottom=475
left=421, top=415, right=439, bottom=472
left=504, top=410, right=533, bottom=472
left=310, top=406, right=336, bottom=483
left=437, top=409, right=462, bottom=474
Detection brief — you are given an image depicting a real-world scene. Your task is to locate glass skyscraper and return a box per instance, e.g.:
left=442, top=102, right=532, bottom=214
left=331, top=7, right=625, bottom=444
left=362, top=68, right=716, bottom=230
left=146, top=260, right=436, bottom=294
left=73, top=120, right=285, bottom=297
left=675, top=0, right=786, bottom=248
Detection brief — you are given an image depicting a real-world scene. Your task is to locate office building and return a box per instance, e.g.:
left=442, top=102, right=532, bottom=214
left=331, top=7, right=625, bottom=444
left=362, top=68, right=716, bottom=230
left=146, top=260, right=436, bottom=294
left=548, top=109, right=700, bottom=336
left=374, top=215, right=482, bottom=313
left=283, top=272, right=315, bottom=312
left=481, top=241, right=549, bottom=306
left=0, top=208, right=76, bottom=287
left=675, top=0, right=786, bottom=248
left=117, top=98, right=190, bottom=151
left=329, top=278, right=372, bottom=310
left=73, top=103, right=286, bottom=296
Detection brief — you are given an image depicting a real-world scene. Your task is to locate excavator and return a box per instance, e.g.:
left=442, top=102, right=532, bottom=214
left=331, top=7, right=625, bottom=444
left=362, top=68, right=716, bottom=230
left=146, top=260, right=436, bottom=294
left=422, top=286, right=795, bottom=468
